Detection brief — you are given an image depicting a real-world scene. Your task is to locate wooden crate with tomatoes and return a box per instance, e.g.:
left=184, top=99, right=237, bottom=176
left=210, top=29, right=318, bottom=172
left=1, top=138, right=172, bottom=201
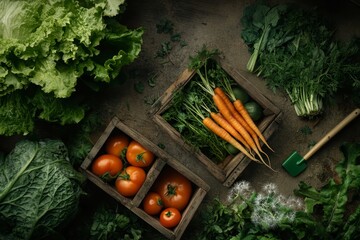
left=80, top=117, right=210, bottom=240
left=150, top=54, right=282, bottom=187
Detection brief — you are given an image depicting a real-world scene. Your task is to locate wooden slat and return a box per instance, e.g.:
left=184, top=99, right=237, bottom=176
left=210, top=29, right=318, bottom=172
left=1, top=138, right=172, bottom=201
left=80, top=116, right=210, bottom=239
left=80, top=117, right=119, bottom=170
left=152, top=114, right=226, bottom=182
left=150, top=68, right=196, bottom=115
left=131, top=158, right=166, bottom=207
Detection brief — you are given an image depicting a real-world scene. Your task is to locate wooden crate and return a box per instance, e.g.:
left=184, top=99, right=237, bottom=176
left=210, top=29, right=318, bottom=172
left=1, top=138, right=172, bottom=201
left=80, top=117, right=210, bottom=240
left=150, top=58, right=282, bottom=187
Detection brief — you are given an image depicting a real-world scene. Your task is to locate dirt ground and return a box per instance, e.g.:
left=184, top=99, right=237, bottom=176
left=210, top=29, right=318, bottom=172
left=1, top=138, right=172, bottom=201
left=84, top=0, right=360, bottom=236
left=93, top=0, right=360, bottom=195
left=1, top=0, right=359, bottom=238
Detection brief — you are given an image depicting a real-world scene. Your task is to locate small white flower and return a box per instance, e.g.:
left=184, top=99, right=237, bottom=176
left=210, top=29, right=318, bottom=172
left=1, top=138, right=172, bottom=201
left=287, top=197, right=304, bottom=211
left=276, top=194, right=286, bottom=205
left=250, top=182, right=299, bottom=229
left=227, top=180, right=253, bottom=203
left=262, top=183, right=278, bottom=195
left=234, top=181, right=251, bottom=194
left=254, top=193, right=266, bottom=206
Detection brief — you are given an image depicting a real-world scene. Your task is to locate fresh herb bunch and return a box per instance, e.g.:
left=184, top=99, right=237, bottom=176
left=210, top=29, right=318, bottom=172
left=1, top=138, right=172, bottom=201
left=337, top=38, right=360, bottom=106
left=241, top=3, right=360, bottom=117
left=89, top=206, right=142, bottom=240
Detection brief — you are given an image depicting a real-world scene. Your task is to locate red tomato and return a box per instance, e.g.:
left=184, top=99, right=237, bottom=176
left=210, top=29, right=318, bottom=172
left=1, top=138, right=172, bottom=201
left=153, top=167, right=192, bottom=211
left=105, top=133, right=130, bottom=158
left=159, top=208, right=181, bottom=228
left=142, top=192, right=163, bottom=215
left=91, top=154, right=123, bottom=180
left=126, top=140, right=155, bottom=168
left=115, top=166, right=146, bottom=197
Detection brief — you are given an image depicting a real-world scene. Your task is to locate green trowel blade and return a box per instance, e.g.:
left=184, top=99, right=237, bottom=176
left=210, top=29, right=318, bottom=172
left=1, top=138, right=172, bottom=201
left=282, top=151, right=307, bottom=177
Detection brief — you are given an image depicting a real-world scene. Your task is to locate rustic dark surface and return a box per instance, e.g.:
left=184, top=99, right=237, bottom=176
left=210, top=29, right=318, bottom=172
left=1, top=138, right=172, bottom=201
left=94, top=0, right=360, bottom=197
left=88, top=2, right=360, bottom=235
left=1, top=0, right=359, bottom=238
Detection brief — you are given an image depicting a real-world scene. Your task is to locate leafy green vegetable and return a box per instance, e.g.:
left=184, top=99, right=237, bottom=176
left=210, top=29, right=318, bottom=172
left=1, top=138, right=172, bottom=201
left=337, top=38, right=360, bottom=106
left=295, top=142, right=360, bottom=238
left=0, top=0, right=143, bottom=136
left=65, top=111, right=102, bottom=167
left=197, top=181, right=303, bottom=239
left=241, top=3, right=287, bottom=72
left=241, top=3, right=360, bottom=117
left=0, top=90, right=35, bottom=135
left=0, top=88, right=86, bottom=136
left=196, top=142, right=360, bottom=239
left=90, top=206, right=142, bottom=240
left=0, top=139, right=85, bottom=240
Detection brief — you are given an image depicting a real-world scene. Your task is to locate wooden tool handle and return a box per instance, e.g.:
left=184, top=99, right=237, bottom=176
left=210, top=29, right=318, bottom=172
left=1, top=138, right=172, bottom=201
left=303, top=108, right=360, bottom=161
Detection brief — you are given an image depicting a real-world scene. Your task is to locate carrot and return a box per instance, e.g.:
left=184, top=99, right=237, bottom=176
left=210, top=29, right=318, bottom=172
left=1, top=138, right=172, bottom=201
left=210, top=112, right=252, bottom=152
left=214, top=88, right=259, bottom=141
left=212, top=93, right=268, bottom=164
left=214, top=87, right=269, bottom=158
left=202, top=117, right=258, bottom=162
left=233, top=99, right=274, bottom=152
left=184, top=100, right=255, bottom=162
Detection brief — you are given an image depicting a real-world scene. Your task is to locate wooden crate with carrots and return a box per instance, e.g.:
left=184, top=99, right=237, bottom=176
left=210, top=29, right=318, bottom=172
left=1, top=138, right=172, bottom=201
left=80, top=117, right=210, bottom=240
left=150, top=54, right=282, bottom=187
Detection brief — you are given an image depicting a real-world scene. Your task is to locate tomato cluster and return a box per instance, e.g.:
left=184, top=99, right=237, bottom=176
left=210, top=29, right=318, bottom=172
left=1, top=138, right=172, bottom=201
left=91, top=132, right=155, bottom=197
left=142, top=166, right=193, bottom=229
left=91, top=133, right=193, bottom=229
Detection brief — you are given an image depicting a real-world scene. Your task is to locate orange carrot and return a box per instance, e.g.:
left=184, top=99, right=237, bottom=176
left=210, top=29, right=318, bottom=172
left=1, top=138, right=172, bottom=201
left=202, top=117, right=258, bottom=162
left=212, top=93, right=266, bottom=162
left=214, top=88, right=261, bottom=146
left=210, top=112, right=251, bottom=151
left=233, top=99, right=273, bottom=152
left=214, top=87, right=269, bottom=158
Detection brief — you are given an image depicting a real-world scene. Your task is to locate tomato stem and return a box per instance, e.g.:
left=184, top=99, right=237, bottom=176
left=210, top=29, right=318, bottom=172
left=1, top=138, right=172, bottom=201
left=136, top=152, right=146, bottom=163
left=166, top=184, right=177, bottom=196
left=100, top=171, right=118, bottom=181
left=165, top=210, right=173, bottom=217
left=119, top=170, right=130, bottom=180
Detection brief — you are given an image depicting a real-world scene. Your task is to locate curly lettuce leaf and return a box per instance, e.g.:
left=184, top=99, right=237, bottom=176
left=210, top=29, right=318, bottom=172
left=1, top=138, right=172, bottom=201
left=0, top=90, right=35, bottom=136
left=0, top=0, right=143, bottom=136
left=0, top=0, right=142, bottom=98
left=91, top=20, right=144, bottom=83
left=33, top=90, right=86, bottom=125
left=0, top=139, right=85, bottom=240
left=0, top=89, right=87, bottom=136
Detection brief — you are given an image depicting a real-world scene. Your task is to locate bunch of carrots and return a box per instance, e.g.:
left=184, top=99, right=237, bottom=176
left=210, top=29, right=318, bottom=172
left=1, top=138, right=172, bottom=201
left=186, top=69, right=274, bottom=170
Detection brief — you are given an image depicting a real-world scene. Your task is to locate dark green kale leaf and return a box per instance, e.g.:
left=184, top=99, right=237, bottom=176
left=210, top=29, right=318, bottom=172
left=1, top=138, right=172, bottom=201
left=0, top=139, right=85, bottom=240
